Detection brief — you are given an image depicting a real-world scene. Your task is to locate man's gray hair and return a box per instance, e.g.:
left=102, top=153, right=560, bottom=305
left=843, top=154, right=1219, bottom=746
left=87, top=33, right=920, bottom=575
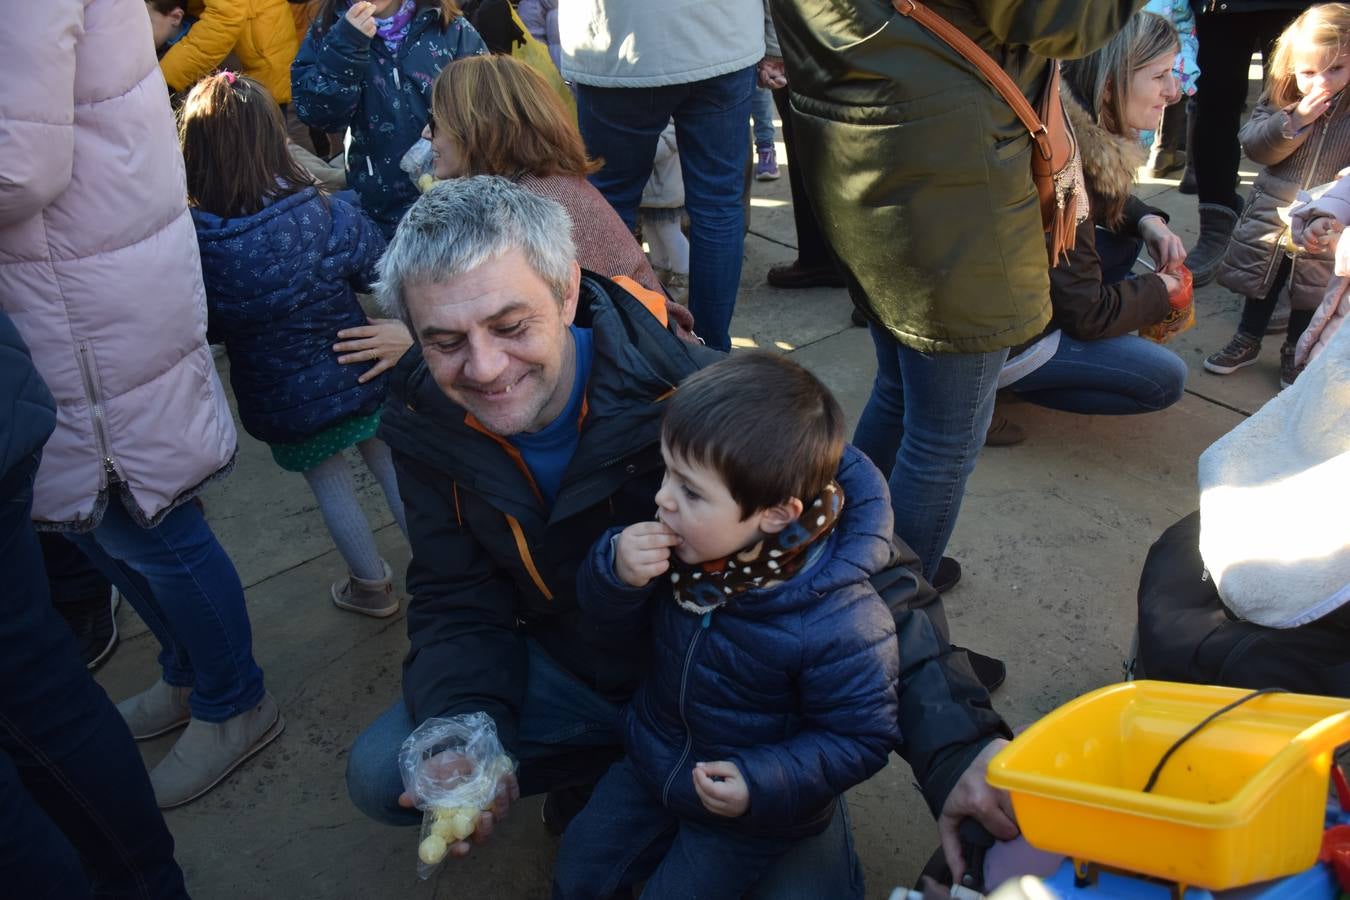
left=375, top=176, right=578, bottom=331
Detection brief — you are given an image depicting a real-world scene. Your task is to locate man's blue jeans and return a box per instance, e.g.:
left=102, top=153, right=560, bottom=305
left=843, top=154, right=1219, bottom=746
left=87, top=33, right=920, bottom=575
left=347, top=639, right=863, bottom=899
left=852, top=327, right=1007, bottom=583
left=69, top=497, right=265, bottom=723
left=1, top=455, right=188, bottom=899
left=577, top=66, right=756, bottom=351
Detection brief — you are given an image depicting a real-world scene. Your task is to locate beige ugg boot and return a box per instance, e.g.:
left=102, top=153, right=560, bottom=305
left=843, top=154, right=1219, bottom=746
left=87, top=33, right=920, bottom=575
left=331, top=560, right=398, bottom=618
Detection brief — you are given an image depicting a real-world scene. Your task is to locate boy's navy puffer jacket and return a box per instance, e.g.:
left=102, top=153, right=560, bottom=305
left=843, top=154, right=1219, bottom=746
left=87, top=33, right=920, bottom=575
left=578, top=444, right=902, bottom=839
left=193, top=187, right=387, bottom=445
left=291, top=7, right=487, bottom=236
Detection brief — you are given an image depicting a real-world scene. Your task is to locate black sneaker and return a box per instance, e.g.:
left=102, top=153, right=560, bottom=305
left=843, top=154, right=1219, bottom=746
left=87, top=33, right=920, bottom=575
left=954, top=646, right=1007, bottom=693
left=1203, top=331, right=1262, bottom=375
left=933, top=556, right=962, bottom=594
left=1279, top=341, right=1304, bottom=389
left=56, top=588, right=120, bottom=671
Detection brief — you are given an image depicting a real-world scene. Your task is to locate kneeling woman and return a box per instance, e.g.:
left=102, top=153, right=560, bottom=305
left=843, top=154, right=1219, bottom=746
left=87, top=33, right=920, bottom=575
left=1001, top=12, right=1191, bottom=415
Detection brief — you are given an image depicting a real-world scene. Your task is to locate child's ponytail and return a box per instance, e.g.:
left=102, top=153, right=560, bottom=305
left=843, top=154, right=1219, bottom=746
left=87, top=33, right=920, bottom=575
left=179, top=72, right=316, bottom=218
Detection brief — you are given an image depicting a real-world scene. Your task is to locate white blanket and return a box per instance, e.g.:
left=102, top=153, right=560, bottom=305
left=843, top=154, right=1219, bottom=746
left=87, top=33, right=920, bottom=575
left=1197, top=319, right=1350, bottom=628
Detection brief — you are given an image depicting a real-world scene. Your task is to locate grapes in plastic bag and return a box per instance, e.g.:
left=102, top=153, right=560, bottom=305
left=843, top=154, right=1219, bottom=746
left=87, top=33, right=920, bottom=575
left=400, top=138, right=438, bottom=193
left=398, top=713, right=516, bottom=880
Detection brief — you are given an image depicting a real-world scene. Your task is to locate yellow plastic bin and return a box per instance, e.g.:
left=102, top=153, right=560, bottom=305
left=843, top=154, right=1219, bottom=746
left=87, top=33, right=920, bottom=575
left=987, top=681, right=1350, bottom=890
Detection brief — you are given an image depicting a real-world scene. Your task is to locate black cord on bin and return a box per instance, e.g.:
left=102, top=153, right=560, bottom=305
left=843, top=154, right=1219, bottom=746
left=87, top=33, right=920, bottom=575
left=1141, top=688, right=1288, bottom=795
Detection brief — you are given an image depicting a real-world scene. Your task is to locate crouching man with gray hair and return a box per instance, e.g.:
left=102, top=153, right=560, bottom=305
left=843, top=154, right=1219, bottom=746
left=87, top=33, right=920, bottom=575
left=345, top=177, right=1013, bottom=895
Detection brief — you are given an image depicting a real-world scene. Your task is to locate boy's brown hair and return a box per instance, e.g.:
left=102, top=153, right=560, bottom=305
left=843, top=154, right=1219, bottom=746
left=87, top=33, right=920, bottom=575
left=429, top=55, right=601, bottom=179
left=662, top=352, right=845, bottom=518
left=146, top=0, right=187, bottom=12
left=179, top=73, right=315, bottom=218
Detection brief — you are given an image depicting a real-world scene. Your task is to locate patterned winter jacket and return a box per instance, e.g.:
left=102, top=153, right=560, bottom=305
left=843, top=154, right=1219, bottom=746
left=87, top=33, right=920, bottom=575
left=193, top=188, right=387, bottom=444
left=578, top=445, right=902, bottom=839
left=291, top=6, right=487, bottom=235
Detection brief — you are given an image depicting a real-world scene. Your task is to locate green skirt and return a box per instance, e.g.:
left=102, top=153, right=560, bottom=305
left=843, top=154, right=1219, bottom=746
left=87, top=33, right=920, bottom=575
left=269, top=410, right=382, bottom=473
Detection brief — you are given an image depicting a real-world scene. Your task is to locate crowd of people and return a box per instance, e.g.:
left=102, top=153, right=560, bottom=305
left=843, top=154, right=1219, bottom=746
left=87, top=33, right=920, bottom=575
left=1, top=0, right=1348, bottom=897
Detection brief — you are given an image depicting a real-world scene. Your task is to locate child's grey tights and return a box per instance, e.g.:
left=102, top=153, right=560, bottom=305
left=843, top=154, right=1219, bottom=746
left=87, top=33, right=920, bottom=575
left=301, top=439, right=408, bottom=582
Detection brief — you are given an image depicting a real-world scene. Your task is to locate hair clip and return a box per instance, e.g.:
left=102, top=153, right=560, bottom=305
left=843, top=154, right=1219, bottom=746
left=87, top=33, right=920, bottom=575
left=221, top=70, right=237, bottom=85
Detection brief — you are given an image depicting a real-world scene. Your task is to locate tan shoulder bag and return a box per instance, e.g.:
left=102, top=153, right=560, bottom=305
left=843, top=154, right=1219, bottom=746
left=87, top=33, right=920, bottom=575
left=892, top=0, right=1080, bottom=264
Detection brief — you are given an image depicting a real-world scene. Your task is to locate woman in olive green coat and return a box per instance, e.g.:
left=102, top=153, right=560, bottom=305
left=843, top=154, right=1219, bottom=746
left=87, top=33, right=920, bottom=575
left=773, top=0, right=1142, bottom=588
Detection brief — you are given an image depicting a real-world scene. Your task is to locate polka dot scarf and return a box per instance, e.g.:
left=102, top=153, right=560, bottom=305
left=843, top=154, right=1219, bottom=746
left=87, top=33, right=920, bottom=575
left=669, top=481, right=845, bottom=615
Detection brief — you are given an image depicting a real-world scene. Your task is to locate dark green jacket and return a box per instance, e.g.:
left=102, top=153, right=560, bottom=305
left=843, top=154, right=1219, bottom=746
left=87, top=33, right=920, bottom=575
left=773, top=0, right=1143, bottom=352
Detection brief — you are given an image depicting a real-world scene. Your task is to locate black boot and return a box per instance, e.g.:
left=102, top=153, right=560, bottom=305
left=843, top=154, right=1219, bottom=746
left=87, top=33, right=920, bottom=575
left=1187, top=200, right=1240, bottom=286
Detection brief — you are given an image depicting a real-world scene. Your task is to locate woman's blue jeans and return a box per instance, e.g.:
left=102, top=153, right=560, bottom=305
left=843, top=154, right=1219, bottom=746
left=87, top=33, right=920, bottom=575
left=1007, top=227, right=1188, bottom=415
left=69, top=497, right=265, bottom=723
left=1, top=455, right=188, bottom=899
left=577, top=66, right=756, bottom=351
left=1009, top=333, right=1188, bottom=414
left=852, top=327, right=1007, bottom=583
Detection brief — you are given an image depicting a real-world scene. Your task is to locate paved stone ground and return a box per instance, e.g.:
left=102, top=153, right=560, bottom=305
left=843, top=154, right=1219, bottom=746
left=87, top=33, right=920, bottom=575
left=93, top=127, right=1283, bottom=899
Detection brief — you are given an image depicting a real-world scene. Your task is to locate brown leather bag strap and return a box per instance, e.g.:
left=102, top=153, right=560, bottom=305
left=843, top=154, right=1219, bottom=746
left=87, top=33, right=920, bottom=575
left=892, top=0, right=1053, bottom=159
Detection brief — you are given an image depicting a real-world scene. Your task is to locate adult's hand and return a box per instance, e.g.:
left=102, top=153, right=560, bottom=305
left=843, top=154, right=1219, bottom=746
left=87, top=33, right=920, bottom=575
left=1138, top=216, right=1186, bottom=272
left=1337, top=227, right=1350, bottom=276
left=334, top=318, right=414, bottom=384
left=937, top=739, right=1018, bottom=887
left=397, top=752, right=521, bottom=860
left=758, top=56, right=787, bottom=90
left=345, top=1, right=379, bottom=37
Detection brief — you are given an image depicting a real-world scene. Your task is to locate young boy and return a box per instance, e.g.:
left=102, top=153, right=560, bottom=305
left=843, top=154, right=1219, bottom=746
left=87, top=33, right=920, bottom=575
left=553, top=352, right=902, bottom=900
left=145, top=0, right=194, bottom=55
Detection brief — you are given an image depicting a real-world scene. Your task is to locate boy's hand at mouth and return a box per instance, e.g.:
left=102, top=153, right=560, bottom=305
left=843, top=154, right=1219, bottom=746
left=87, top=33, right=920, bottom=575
left=614, top=520, right=682, bottom=587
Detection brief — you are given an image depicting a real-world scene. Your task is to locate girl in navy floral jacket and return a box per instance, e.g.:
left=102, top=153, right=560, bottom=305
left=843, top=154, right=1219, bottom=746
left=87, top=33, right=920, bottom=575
left=182, top=73, right=410, bottom=617
left=291, top=0, right=487, bottom=236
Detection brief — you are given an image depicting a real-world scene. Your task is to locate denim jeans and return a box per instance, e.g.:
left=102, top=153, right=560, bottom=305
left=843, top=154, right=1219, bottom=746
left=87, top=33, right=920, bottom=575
left=852, top=327, right=1007, bottom=582
left=1, top=456, right=188, bottom=899
left=347, top=641, right=863, bottom=898
left=577, top=66, right=756, bottom=351
left=553, top=756, right=856, bottom=900
left=750, top=86, right=775, bottom=151
left=1008, top=333, right=1188, bottom=415
left=69, top=498, right=265, bottom=723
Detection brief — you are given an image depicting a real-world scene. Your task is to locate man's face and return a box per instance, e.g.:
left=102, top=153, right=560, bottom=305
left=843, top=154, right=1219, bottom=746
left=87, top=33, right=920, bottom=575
left=144, top=3, right=183, bottom=49
left=404, top=248, right=581, bottom=436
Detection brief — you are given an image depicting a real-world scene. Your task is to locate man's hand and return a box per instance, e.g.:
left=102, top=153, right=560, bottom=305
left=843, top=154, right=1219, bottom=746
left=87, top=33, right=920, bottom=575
left=345, top=1, right=379, bottom=37
left=757, top=56, right=787, bottom=90
left=397, top=752, right=521, bottom=860
left=937, top=739, right=1019, bottom=887
left=613, top=521, right=681, bottom=587
left=693, top=760, right=749, bottom=817
left=334, top=317, right=415, bottom=383
left=1138, top=216, right=1187, bottom=272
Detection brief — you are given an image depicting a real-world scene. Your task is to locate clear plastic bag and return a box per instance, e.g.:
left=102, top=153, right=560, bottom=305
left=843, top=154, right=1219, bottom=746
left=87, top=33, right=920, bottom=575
left=399, top=138, right=438, bottom=194
left=398, top=713, right=516, bottom=880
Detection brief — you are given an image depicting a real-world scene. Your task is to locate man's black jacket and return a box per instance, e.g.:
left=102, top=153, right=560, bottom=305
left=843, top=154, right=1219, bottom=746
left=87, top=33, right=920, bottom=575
left=379, top=272, right=1008, bottom=814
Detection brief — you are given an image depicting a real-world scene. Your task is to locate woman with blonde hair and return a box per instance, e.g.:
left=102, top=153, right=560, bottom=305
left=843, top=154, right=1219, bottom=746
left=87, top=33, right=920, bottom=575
left=424, top=54, right=662, bottom=294
left=334, top=53, right=682, bottom=379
